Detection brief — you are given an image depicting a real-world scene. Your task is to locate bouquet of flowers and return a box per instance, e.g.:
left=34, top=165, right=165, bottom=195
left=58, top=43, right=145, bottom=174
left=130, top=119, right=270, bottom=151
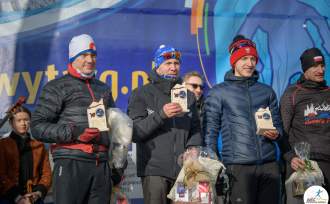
left=286, top=142, right=324, bottom=197
left=167, top=147, right=225, bottom=204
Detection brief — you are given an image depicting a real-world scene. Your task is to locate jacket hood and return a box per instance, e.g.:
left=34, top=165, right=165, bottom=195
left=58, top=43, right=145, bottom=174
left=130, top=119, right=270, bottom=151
left=297, top=74, right=327, bottom=89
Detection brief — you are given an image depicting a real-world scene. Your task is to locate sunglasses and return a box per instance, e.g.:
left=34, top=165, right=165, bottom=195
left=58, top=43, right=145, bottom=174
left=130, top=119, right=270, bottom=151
left=229, top=40, right=256, bottom=54
left=186, top=83, right=204, bottom=90
left=162, top=51, right=181, bottom=60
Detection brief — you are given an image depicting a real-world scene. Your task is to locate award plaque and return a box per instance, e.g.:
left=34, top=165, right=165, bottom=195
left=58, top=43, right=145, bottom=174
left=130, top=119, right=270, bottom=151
left=171, top=84, right=189, bottom=112
left=255, top=107, right=276, bottom=135
left=87, top=98, right=109, bottom=131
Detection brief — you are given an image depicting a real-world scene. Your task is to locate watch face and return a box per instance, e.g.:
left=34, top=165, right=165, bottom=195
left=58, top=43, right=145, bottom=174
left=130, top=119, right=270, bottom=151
left=96, top=108, right=105, bottom=117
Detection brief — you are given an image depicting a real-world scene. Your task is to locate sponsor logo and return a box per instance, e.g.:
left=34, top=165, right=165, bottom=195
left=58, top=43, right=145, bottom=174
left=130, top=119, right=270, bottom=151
left=146, top=108, right=154, bottom=115
left=304, top=185, right=329, bottom=204
left=96, top=108, right=104, bottom=117
left=262, top=113, right=271, bottom=120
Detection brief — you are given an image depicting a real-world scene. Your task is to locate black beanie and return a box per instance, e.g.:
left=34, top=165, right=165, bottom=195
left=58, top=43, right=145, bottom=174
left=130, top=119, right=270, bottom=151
left=300, top=48, right=324, bottom=72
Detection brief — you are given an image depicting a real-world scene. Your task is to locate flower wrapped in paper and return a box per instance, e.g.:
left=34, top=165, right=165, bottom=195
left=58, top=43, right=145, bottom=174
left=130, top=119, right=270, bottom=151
left=167, top=147, right=225, bottom=204
left=285, top=142, right=324, bottom=197
left=107, top=108, right=133, bottom=169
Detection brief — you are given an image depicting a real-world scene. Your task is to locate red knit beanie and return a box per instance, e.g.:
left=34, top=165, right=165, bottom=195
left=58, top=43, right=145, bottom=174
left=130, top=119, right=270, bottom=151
left=229, top=35, right=258, bottom=67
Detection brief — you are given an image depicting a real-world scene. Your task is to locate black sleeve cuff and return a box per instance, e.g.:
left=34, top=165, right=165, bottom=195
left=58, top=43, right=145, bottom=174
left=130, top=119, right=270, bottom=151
left=159, top=109, right=167, bottom=119
left=4, top=185, right=21, bottom=202
left=33, top=184, right=48, bottom=199
left=71, top=126, right=85, bottom=139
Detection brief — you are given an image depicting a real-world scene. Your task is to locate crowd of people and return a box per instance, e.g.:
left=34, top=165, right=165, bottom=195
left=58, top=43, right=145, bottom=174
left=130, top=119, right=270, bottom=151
left=0, top=33, right=329, bottom=204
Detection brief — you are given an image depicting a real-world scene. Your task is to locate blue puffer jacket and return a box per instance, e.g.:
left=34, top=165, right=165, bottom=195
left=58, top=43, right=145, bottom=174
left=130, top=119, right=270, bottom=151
left=203, top=70, right=283, bottom=165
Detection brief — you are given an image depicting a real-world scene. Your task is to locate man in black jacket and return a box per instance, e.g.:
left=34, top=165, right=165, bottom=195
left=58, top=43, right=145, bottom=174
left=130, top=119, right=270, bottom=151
left=31, top=34, right=115, bottom=204
left=127, top=45, right=202, bottom=204
left=280, top=48, right=330, bottom=195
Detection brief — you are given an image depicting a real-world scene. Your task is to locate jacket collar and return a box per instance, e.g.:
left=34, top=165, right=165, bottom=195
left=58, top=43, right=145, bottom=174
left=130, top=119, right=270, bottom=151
left=148, top=69, right=182, bottom=95
left=224, top=69, right=259, bottom=86
left=297, top=74, right=327, bottom=89
left=67, top=63, right=95, bottom=80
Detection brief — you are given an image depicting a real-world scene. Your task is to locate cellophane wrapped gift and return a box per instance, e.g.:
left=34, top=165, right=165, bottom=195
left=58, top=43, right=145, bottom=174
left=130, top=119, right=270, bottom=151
left=107, top=108, right=133, bottom=168
left=110, top=185, right=130, bottom=204
left=285, top=142, right=324, bottom=197
left=167, top=147, right=225, bottom=204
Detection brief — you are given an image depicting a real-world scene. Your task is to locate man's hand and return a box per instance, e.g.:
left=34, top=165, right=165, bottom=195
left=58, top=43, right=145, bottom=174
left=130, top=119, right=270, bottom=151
left=162, top=103, right=183, bottom=118
left=24, top=191, right=42, bottom=203
left=291, top=157, right=305, bottom=171
left=78, top=128, right=100, bottom=143
left=16, top=196, right=32, bottom=204
left=262, top=130, right=279, bottom=140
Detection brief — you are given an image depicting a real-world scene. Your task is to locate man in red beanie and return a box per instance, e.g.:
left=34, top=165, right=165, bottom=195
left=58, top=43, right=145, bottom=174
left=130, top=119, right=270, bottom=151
left=203, top=35, right=283, bottom=204
left=280, top=48, right=330, bottom=201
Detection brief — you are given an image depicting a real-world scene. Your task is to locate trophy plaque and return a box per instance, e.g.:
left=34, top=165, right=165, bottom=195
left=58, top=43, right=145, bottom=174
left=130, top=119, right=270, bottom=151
left=255, top=107, right=276, bottom=135
left=171, top=84, right=189, bottom=112
left=87, top=98, right=109, bottom=131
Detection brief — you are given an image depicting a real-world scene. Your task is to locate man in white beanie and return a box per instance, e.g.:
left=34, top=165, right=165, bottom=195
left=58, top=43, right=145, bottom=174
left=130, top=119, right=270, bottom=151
left=31, top=34, right=115, bottom=204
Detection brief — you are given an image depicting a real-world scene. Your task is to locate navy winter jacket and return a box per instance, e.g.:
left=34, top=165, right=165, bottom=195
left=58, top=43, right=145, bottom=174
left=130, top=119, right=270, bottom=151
left=203, top=70, right=283, bottom=165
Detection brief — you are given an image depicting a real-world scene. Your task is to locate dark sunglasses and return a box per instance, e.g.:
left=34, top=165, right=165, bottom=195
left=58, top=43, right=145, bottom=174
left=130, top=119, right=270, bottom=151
left=186, top=83, right=204, bottom=90
left=162, top=51, right=181, bottom=60
left=229, top=40, right=256, bottom=54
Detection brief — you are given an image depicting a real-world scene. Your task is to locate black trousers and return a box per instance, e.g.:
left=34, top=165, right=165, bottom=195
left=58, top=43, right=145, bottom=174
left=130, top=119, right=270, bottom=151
left=53, top=159, right=111, bottom=204
left=141, top=176, right=175, bottom=204
left=227, top=162, right=281, bottom=204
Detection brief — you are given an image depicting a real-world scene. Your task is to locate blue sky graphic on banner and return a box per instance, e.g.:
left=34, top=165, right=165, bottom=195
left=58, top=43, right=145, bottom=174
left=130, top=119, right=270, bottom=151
left=214, top=0, right=330, bottom=95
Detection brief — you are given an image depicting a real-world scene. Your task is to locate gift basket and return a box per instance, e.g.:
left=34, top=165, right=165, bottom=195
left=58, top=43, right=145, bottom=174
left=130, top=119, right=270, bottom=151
left=107, top=108, right=133, bottom=168
left=110, top=180, right=130, bottom=204
left=285, top=142, right=324, bottom=197
left=167, top=147, right=225, bottom=204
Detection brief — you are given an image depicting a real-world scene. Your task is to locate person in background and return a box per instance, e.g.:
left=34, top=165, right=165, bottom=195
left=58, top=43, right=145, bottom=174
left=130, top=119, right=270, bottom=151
left=0, top=106, right=51, bottom=204
left=183, top=71, right=204, bottom=116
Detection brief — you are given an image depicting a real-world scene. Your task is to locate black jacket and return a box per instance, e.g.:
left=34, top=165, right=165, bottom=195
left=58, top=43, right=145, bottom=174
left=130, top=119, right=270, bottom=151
left=31, top=66, right=115, bottom=161
left=127, top=70, right=202, bottom=179
left=280, top=75, right=330, bottom=162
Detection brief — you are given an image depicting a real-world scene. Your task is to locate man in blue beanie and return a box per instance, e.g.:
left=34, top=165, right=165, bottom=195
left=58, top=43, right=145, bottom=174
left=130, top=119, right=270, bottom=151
left=127, top=44, right=202, bottom=204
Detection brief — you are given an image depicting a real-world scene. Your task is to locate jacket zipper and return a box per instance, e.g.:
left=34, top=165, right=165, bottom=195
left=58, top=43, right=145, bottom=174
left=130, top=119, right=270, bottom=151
left=246, top=81, right=262, bottom=163
left=86, top=80, right=96, bottom=101
left=172, top=117, right=177, bottom=178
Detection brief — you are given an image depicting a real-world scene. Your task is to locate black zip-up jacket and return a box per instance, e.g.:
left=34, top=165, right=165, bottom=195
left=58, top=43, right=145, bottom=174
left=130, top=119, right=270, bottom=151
left=127, top=70, right=202, bottom=179
left=31, top=65, right=115, bottom=162
left=280, top=75, right=330, bottom=162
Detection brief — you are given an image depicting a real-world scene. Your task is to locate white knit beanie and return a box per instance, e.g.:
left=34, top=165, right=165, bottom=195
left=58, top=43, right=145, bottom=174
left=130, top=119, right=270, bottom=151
left=69, top=34, right=97, bottom=63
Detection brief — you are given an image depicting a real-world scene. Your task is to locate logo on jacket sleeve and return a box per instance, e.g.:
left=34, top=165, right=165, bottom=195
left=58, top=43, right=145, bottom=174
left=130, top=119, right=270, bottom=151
left=146, top=108, right=155, bottom=115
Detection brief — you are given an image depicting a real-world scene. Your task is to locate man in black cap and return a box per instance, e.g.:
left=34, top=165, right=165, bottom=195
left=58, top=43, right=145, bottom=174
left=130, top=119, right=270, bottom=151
left=280, top=48, right=330, bottom=194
